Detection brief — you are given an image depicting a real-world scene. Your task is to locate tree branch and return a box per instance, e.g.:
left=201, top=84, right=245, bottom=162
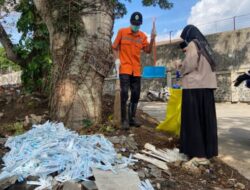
left=0, top=22, right=23, bottom=66
left=33, top=0, right=54, bottom=50
left=33, top=0, right=53, bottom=33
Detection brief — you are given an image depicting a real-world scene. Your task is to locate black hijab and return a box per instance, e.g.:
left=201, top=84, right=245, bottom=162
left=180, top=25, right=216, bottom=71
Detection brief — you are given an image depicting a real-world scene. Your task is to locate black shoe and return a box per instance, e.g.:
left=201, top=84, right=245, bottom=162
left=121, top=120, right=129, bottom=130
left=234, top=72, right=250, bottom=87
left=128, top=103, right=141, bottom=127
left=129, top=118, right=141, bottom=127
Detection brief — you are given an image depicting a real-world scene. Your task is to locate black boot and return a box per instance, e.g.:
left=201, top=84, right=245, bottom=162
left=128, top=103, right=141, bottom=127
left=121, top=103, right=129, bottom=130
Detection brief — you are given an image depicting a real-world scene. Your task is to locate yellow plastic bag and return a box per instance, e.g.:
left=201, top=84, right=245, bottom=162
left=156, top=88, right=182, bottom=136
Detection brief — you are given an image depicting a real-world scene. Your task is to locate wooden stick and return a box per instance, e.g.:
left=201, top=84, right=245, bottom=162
left=152, top=18, right=157, bottom=66
left=144, top=143, right=170, bottom=161
left=134, top=153, right=169, bottom=171
left=141, top=150, right=169, bottom=162
left=113, top=79, right=121, bottom=127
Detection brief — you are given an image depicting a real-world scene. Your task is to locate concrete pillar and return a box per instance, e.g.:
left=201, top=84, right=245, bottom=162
left=231, top=71, right=239, bottom=103
left=167, top=71, right=172, bottom=87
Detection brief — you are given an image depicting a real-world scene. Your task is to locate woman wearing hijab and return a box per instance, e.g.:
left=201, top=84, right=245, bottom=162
left=178, top=25, right=218, bottom=165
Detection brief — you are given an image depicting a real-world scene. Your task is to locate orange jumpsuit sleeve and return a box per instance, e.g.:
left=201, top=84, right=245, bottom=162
left=112, top=29, right=123, bottom=49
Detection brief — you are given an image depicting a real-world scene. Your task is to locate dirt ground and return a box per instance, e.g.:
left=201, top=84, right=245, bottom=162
left=0, top=86, right=249, bottom=190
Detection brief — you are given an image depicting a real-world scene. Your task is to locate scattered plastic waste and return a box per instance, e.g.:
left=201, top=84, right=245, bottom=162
left=27, top=176, right=54, bottom=190
left=146, top=87, right=170, bottom=102
left=172, top=84, right=181, bottom=89
left=139, top=179, right=155, bottom=190
left=0, top=121, right=135, bottom=189
left=143, top=143, right=187, bottom=163
left=161, top=148, right=187, bottom=162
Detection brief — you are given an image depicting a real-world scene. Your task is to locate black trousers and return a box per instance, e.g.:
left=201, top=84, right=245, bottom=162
left=120, top=74, right=141, bottom=106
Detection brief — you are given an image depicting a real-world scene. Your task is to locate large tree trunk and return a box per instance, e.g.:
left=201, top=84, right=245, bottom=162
left=34, top=0, right=114, bottom=129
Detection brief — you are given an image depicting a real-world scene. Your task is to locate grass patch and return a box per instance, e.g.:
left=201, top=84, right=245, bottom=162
left=0, top=122, right=25, bottom=136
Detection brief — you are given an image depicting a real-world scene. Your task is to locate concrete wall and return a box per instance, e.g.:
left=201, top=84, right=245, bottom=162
left=0, top=71, right=22, bottom=86
left=104, top=27, right=250, bottom=103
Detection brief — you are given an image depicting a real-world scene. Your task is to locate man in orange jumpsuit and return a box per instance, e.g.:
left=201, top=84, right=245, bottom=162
left=112, top=12, right=156, bottom=129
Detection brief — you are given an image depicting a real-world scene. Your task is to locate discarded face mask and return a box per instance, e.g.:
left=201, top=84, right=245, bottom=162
left=0, top=121, right=136, bottom=190
left=139, top=179, right=155, bottom=190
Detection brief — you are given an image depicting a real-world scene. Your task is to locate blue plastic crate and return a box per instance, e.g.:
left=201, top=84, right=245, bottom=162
left=142, top=66, right=166, bottom=78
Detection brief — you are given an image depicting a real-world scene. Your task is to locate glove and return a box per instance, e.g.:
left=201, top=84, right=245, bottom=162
left=176, top=70, right=181, bottom=79
left=234, top=71, right=250, bottom=87
left=115, top=59, right=120, bottom=78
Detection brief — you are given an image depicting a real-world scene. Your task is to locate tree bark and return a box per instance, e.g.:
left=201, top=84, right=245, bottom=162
left=34, top=0, right=114, bottom=129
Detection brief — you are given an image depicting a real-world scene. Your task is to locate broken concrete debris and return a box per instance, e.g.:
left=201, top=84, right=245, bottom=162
left=0, top=175, right=18, bottom=190
left=29, top=114, right=43, bottom=124
left=93, top=168, right=141, bottom=190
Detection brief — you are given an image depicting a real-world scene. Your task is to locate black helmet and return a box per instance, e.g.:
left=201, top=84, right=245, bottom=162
left=130, top=12, right=143, bottom=26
